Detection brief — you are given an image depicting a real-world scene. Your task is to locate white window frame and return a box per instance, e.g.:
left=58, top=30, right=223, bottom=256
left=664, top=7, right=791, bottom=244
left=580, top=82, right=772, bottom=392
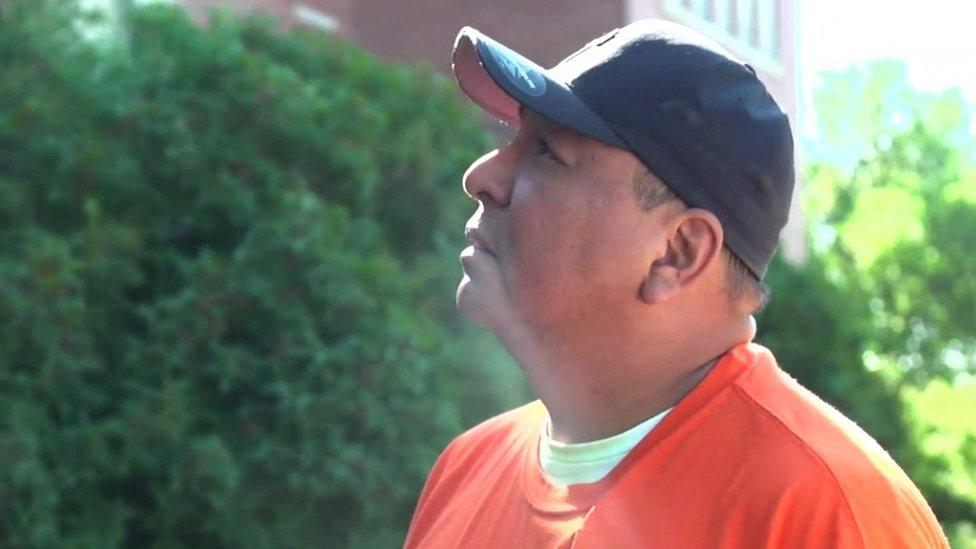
left=292, top=4, right=339, bottom=33
left=664, top=0, right=784, bottom=76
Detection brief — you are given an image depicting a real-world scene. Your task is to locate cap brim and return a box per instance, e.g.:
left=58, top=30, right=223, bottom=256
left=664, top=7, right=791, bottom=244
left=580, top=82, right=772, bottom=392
left=452, top=27, right=626, bottom=148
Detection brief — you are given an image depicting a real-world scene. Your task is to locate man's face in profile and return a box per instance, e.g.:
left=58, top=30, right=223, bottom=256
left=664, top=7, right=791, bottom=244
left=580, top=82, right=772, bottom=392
left=457, top=109, right=680, bottom=332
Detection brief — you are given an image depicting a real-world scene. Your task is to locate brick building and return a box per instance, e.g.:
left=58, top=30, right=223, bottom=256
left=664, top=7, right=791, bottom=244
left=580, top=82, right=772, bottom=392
left=106, top=0, right=805, bottom=260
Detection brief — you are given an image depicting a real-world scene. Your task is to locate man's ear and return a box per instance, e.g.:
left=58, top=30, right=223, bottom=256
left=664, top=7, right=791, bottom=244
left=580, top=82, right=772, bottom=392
left=639, top=208, right=723, bottom=304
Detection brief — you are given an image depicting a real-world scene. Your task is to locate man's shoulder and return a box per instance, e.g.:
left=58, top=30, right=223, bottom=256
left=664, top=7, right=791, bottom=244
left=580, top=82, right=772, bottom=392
left=412, top=400, right=542, bottom=508
left=730, top=346, right=910, bottom=488
left=719, top=345, right=946, bottom=547
left=439, top=400, right=545, bottom=466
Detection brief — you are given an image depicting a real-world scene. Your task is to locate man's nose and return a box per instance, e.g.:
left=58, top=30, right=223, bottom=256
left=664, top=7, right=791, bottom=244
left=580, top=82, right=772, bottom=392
left=462, top=149, right=516, bottom=208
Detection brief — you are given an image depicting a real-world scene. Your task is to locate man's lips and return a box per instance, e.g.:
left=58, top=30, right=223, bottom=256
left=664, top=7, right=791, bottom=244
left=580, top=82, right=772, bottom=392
left=464, top=227, right=496, bottom=256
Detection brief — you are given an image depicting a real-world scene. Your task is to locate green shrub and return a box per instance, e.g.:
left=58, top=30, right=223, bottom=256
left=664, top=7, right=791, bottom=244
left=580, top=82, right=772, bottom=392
left=0, top=1, right=496, bottom=546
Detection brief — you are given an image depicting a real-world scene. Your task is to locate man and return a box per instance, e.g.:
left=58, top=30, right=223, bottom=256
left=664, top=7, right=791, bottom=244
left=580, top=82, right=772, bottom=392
left=405, top=20, right=948, bottom=548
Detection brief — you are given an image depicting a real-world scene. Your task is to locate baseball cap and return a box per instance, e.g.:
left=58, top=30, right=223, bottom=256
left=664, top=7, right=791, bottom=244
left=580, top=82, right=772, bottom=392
left=452, top=19, right=795, bottom=279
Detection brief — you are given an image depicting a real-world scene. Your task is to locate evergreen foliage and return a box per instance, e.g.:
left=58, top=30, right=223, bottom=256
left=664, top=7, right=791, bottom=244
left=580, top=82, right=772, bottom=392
left=0, top=1, right=494, bottom=546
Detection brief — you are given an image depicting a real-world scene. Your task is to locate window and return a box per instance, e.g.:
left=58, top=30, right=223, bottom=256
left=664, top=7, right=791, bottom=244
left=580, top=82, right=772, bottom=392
left=665, top=0, right=783, bottom=74
left=292, top=3, right=339, bottom=33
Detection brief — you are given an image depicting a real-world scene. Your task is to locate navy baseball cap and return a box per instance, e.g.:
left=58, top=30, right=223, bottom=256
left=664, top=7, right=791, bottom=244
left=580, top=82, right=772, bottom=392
left=452, top=19, right=795, bottom=279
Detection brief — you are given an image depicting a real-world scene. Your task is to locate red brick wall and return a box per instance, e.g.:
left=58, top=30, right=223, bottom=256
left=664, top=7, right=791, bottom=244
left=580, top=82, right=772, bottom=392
left=181, top=0, right=290, bottom=24
left=350, top=1, right=626, bottom=73
left=181, top=0, right=354, bottom=37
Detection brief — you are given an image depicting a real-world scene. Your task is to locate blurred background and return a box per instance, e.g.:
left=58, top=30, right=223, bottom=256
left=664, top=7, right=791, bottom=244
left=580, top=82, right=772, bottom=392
left=0, top=0, right=973, bottom=546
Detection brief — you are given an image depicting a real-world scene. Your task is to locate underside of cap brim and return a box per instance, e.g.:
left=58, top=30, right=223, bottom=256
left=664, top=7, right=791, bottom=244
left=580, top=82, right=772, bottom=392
left=452, top=28, right=521, bottom=126
left=451, top=27, right=627, bottom=149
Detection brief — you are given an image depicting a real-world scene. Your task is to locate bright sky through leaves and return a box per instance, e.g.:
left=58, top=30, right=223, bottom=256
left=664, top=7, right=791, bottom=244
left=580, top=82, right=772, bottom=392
left=800, top=0, right=976, bottom=138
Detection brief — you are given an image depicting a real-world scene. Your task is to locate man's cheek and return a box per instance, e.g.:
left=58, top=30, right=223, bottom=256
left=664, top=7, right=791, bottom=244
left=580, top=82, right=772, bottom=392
left=508, top=243, right=575, bottom=321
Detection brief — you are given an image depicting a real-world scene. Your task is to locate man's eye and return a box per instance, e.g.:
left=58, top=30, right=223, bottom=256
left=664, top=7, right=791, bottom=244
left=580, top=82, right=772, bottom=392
left=536, top=138, right=558, bottom=161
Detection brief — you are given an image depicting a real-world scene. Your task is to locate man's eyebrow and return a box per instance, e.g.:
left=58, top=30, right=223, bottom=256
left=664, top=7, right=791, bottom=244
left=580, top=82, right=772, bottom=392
left=517, top=103, right=534, bottom=128
left=519, top=104, right=548, bottom=129
left=518, top=104, right=570, bottom=140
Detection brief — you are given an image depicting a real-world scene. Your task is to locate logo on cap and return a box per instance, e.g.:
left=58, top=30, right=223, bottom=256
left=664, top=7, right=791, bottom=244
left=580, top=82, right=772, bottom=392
left=493, top=49, right=547, bottom=97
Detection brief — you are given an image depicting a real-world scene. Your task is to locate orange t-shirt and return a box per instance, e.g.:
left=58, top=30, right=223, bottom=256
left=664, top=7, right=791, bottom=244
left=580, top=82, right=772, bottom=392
left=404, top=343, right=948, bottom=548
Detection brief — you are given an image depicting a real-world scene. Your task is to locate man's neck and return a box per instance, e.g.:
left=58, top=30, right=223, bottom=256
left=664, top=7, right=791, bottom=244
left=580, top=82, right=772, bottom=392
left=495, top=315, right=752, bottom=444
left=541, top=354, right=720, bottom=444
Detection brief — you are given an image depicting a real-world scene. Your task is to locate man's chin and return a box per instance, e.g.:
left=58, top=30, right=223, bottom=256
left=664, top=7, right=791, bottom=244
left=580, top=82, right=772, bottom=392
left=456, top=276, right=503, bottom=328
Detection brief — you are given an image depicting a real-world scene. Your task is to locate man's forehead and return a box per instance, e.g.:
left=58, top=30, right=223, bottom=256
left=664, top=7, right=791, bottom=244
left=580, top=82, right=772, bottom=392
left=517, top=104, right=600, bottom=147
left=518, top=105, right=568, bottom=134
